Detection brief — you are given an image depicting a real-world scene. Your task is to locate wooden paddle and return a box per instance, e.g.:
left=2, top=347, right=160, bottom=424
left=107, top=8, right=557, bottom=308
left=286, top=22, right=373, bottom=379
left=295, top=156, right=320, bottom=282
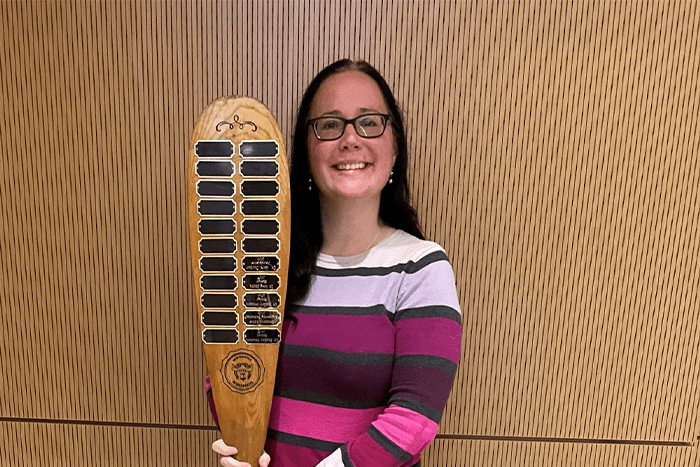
left=187, top=97, right=290, bottom=466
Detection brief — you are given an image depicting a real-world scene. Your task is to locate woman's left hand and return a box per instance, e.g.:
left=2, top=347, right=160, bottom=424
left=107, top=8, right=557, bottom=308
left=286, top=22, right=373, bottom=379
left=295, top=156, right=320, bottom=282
left=212, top=439, right=271, bottom=467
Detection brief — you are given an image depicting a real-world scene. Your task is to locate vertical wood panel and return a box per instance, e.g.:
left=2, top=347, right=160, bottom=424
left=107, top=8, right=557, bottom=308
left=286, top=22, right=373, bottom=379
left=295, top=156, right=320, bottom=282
left=1, top=0, right=698, bottom=465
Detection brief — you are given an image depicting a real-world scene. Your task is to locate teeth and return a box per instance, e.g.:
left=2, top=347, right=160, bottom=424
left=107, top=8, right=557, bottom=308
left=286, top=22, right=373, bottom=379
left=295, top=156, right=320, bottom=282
left=336, top=162, right=368, bottom=170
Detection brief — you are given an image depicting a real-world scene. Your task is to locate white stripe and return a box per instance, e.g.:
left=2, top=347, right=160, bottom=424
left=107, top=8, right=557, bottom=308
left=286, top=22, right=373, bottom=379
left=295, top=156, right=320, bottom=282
left=304, top=261, right=461, bottom=314
left=317, top=230, right=444, bottom=270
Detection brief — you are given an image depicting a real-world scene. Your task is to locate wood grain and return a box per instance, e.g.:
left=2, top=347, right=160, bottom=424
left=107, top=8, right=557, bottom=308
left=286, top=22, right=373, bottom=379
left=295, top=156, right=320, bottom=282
left=1, top=1, right=698, bottom=465
left=187, top=97, right=290, bottom=465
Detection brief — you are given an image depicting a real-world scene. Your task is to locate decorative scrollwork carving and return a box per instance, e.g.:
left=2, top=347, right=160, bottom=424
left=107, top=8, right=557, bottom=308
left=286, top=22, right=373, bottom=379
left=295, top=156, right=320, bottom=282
left=216, top=115, right=258, bottom=133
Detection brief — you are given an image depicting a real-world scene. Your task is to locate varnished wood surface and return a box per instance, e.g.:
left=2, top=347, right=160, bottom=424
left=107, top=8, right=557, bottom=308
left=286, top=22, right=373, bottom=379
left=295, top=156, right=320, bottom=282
left=187, top=97, right=290, bottom=465
left=1, top=1, right=698, bottom=465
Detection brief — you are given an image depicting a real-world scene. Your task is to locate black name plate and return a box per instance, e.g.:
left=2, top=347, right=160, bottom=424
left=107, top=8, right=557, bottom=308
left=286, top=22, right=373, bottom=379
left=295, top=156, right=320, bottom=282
left=197, top=181, right=235, bottom=197
left=241, top=180, right=279, bottom=196
left=196, top=140, right=234, bottom=158
left=202, top=293, right=238, bottom=308
left=244, top=310, right=281, bottom=326
left=242, top=238, right=279, bottom=253
left=240, top=141, right=278, bottom=157
left=198, top=200, right=235, bottom=216
left=243, top=274, right=279, bottom=290
left=244, top=328, right=281, bottom=344
left=199, top=219, right=235, bottom=235
left=200, top=239, right=236, bottom=254
left=241, top=200, right=278, bottom=216
left=203, top=329, right=239, bottom=344
left=242, top=256, right=279, bottom=271
left=241, top=161, right=278, bottom=177
left=197, top=161, right=234, bottom=177
left=202, top=311, right=239, bottom=326
left=201, top=275, right=238, bottom=290
left=200, top=256, right=236, bottom=272
left=244, top=293, right=280, bottom=308
left=242, top=219, right=279, bottom=235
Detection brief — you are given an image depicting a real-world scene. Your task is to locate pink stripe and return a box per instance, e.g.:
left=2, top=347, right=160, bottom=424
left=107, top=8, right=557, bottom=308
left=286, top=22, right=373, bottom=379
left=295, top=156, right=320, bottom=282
left=372, top=405, right=438, bottom=453
left=269, top=396, right=384, bottom=444
left=284, top=314, right=395, bottom=354
left=348, top=431, right=405, bottom=466
left=395, top=318, right=462, bottom=362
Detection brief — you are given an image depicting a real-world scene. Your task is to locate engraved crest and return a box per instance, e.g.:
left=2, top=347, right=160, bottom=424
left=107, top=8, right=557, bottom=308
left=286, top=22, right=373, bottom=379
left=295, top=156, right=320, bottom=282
left=221, top=350, right=265, bottom=393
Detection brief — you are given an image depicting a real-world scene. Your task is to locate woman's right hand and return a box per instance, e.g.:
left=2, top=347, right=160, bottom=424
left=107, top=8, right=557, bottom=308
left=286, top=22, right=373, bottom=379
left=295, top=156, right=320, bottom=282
left=212, top=439, right=271, bottom=467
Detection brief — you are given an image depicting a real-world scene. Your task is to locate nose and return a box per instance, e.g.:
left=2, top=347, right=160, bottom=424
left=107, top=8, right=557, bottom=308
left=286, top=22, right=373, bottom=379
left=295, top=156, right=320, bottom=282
left=339, top=121, right=360, bottom=147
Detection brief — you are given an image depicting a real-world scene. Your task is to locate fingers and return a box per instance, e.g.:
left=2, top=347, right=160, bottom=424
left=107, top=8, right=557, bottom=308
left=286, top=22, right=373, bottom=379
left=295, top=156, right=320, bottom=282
left=220, top=458, right=250, bottom=467
left=212, top=440, right=251, bottom=467
left=212, top=440, right=270, bottom=467
left=212, top=439, right=239, bottom=456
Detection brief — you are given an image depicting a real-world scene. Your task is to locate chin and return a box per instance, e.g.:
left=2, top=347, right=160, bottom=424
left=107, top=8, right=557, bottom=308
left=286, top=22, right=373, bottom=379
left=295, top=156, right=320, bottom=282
left=324, top=187, right=382, bottom=202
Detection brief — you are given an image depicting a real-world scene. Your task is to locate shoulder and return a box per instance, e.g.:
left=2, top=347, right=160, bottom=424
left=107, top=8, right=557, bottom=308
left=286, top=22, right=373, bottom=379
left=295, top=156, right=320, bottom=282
left=388, top=231, right=462, bottom=315
left=375, top=229, right=450, bottom=272
left=315, top=230, right=450, bottom=275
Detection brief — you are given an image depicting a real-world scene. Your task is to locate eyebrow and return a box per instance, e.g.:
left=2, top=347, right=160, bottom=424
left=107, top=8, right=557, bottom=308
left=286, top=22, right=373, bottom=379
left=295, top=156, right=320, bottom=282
left=320, top=107, right=385, bottom=117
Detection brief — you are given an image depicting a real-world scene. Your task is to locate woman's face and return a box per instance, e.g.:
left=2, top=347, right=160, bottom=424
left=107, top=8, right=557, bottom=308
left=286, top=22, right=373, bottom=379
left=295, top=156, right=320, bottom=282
left=307, top=71, right=396, bottom=204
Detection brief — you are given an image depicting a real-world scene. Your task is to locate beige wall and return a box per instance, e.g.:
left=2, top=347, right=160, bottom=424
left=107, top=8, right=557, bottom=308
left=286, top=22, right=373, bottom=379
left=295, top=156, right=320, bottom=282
left=1, top=0, right=698, bottom=465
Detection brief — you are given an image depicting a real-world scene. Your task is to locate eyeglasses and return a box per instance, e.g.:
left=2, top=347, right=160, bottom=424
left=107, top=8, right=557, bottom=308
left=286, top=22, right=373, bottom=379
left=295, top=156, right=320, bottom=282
left=308, top=113, right=391, bottom=141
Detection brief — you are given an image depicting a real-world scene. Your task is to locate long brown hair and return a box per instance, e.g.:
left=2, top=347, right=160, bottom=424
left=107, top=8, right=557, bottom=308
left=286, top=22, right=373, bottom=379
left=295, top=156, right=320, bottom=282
left=287, top=59, right=423, bottom=303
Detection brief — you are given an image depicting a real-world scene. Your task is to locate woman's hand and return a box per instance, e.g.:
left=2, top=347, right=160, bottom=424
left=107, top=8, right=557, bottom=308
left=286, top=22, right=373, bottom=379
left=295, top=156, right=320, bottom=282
left=212, top=439, right=271, bottom=467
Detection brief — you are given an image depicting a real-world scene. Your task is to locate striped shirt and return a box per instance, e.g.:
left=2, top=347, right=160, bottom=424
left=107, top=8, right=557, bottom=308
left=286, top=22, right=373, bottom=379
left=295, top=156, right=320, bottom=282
left=209, top=230, right=462, bottom=466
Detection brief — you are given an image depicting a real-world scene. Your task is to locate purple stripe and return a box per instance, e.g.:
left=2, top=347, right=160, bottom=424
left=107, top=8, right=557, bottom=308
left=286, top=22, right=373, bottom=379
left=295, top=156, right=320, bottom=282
left=395, top=318, right=462, bottom=362
left=277, top=353, right=393, bottom=404
left=391, top=365, right=456, bottom=413
left=265, top=437, right=330, bottom=466
left=347, top=431, right=405, bottom=466
left=284, top=313, right=395, bottom=353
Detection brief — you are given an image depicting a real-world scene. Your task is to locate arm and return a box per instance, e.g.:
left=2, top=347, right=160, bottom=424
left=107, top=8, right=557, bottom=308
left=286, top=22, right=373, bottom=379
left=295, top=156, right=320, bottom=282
left=205, top=376, right=220, bottom=429
left=322, top=252, right=463, bottom=467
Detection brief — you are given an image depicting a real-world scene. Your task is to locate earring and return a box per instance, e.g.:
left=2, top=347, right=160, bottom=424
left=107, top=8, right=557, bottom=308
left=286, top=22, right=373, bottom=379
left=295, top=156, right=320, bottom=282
left=389, top=170, right=393, bottom=184
left=308, top=176, right=313, bottom=191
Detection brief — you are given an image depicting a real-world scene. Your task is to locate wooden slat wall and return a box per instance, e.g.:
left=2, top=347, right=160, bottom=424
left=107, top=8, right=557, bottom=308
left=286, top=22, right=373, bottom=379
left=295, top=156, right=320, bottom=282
left=1, top=0, right=698, bottom=465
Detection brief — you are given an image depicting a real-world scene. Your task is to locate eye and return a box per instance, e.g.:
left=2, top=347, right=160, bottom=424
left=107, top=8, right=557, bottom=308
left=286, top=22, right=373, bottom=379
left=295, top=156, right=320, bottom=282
left=318, top=118, right=341, bottom=130
left=359, top=116, right=380, bottom=127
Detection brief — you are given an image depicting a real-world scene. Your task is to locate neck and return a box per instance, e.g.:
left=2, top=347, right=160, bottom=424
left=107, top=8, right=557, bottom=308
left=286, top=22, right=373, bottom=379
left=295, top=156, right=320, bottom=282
left=319, top=195, right=390, bottom=257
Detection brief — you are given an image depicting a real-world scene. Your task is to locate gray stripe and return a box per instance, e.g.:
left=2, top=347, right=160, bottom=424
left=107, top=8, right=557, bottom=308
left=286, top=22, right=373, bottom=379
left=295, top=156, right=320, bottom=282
left=276, top=387, right=387, bottom=409
left=367, top=425, right=412, bottom=462
left=395, top=354, right=458, bottom=374
left=315, top=251, right=449, bottom=278
left=340, top=445, right=355, bottom=467
left=393, top=305, right=462, bottom=323
left=389, top=396, right=443, bottom=424
left=268, top=428, right=340, bottom=453
left=283, top=344, right=395, bottom=366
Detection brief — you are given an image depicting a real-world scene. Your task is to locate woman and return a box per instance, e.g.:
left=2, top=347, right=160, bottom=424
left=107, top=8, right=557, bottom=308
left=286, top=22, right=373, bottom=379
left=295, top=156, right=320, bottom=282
left=211, top=59, right=462, bottom=467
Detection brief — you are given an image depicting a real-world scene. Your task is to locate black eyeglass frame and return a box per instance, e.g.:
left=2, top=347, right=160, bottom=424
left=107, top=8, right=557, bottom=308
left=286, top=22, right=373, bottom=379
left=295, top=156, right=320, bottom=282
left=307, top=113, right=392, bottom=141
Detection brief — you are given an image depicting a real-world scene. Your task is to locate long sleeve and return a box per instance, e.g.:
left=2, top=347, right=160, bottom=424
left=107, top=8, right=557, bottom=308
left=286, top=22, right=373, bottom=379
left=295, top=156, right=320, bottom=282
left=209, top=231, right=463, bottom=467
left=340, top=251, right=462, bottom=466
left=205, top=376, right=220, bottom=428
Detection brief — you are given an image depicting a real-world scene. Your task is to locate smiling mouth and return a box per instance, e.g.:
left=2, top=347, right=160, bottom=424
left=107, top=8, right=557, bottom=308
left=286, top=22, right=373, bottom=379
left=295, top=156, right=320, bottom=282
left=335, top=162, right=369, bottom=171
